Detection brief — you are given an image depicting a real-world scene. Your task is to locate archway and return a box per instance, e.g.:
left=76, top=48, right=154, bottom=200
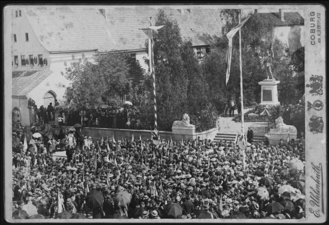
left=43, top=90, right=57, bottom=107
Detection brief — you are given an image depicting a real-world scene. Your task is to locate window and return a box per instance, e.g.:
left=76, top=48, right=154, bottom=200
left=38, top=54, right=43, bottom=66
left=21, top=55, right=26, bottom=66
left=19, top=10, right=21, bottom=17
left=14, top=56, right=18, bottom=66
left=206, top=47, right=211, bottom=54
left=14, top=34, right=17, bottom=42
left=15, top=11, right=18, bottom=17
left=130, top=53, right=136, bottom=60
left=29, top=55, right=33, bottom=64
left=25, top=33, right=29, bottom=42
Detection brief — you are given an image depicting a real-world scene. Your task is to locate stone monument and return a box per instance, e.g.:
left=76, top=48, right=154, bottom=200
left=172, top=113, right=196, bottom=140
left=258, top=79, right=280, bottom=105
left=267, top=116, right=297, bottom=145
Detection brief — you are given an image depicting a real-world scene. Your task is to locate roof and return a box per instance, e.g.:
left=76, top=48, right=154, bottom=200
left=25, top=6, right=225, bottom=52
left=12, top=69, right=53, bottom=96
left=25, top=7, right=114, bottom=52
left=254, top=12, right=304, bottom=27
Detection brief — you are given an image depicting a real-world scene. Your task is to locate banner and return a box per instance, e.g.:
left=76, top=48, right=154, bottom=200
left=226, top=16, right=250, bottom=85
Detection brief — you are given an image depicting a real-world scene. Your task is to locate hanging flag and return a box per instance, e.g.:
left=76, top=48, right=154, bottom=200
left=58, top=191, right=63, bottom=213
left=234, top=133, right=238, bottom=145
left=237, top=134, right=246, bottom=150
left=287, top=131, right=290, bottom=143
left=23, top=135, right=28, bottom=153
left=139, top=135, right=142, bottom=141
left=131, top=134, right=134, bottom=142
left=112, top=134, right=116, bottom=144
left=151, top=129, right=159, bottom=140
left=181, top=138, right=184, bottom=146
left=226, top=15, right=250, bottom=85
left=101, top=136, right=104, bottom=145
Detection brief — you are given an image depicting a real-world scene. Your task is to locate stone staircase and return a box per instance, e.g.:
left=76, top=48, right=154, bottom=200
left=214, top=133, right=264, bottom=144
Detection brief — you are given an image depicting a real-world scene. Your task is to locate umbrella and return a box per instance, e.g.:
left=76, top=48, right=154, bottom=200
left=295, top=199, right=306, bottom=209
left=257, top=186, right=269, bottom=200
left=114, top=191, right=132, bottom=207
left=182, top=200, right=194, bottom=214
left=254, top=170, right=264, bottom=177
left=85, top=190, right=104, bottom=210
left=28, top=214, right=45, bottom=219
left=123, top=101, right=133, bottom=106
left=12, top=209, right=29, bottom=219
left=164, top=203, right=183, bottom=218
left=74, top=123, right=82, bottom=128
left=278, top=185, right=295, bottom=195
left=68, top=127, right=76, bottom=132
left=227, top=211, right=247, bottom=219
left=71, top=213, right=87, bottom=219
left=265, top=202, right=284, bottom=214
left=32, top=133, right=42, bottom=138
left=195, top=210, right=212, bottom=219
left=57, top=211, right=72, bottom=219
left=290, top=180, right=305, bottom=193
left=279, top=200, right=295, bottom=212
left=259, top=177, right=273, bottom=187
left=288, top=159, right=304, bottom=171
left=131, top=207, right=144, bottom=218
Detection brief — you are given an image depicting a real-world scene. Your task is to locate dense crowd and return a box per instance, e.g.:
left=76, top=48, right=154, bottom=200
left=12, top=126, right=306, bottom=220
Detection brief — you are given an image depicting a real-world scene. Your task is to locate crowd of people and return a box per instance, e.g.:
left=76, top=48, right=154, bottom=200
left=30, top=101, right=142, bottom=130
left=12, top=125, right=306, bottom=220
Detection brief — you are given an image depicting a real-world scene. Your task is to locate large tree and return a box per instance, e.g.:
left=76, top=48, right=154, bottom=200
left=64, top=52, right=139, bottom=109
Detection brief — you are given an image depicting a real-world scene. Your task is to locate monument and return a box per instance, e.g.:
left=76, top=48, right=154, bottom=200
left=258, top=43, right=280, bottom=106
left=172, top=113, right=196, bottom=140
left=267, top=116, right=297, bottom=145
left=258, top=79, right=280, bottom=105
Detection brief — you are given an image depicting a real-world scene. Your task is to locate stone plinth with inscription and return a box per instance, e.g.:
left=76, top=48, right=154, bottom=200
left=258, top=79, right=280, bottom=106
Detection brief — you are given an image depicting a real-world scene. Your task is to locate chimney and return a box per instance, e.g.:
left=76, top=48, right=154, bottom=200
left=279, top=9, right=284, bottom=21
left=99, top=9, right=106, bottom=19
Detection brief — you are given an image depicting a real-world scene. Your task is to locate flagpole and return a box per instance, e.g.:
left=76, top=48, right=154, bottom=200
left=239, top=12, right=245, bottom=171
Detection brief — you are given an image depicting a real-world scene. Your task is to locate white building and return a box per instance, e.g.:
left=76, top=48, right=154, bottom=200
left=11, top=6, right=227, bottom=125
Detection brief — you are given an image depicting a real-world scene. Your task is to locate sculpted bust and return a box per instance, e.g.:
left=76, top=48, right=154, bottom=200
left=172, top=113, right=195, bottom=128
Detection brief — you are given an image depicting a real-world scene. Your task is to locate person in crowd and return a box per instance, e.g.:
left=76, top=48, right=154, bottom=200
left=12, top=123, right=305, bottom=220
left=247, top=127, right=254, bottom=144
left=237, top=97, right=242, bottom=116
left=229, top=96, right=236, bottom=117
left=47, top=103, right=55, bottom=122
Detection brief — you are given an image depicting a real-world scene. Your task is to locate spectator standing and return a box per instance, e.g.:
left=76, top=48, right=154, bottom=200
left=247, top=127, right=254, bottom=144
left=229, top=96, right=236, bottom=117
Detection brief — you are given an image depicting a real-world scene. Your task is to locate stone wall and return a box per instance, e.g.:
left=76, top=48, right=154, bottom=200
left=79, top=126, right=218, bottom=142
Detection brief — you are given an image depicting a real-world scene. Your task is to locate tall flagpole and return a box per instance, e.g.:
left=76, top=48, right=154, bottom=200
left=239, top=11, right=246, bottom=171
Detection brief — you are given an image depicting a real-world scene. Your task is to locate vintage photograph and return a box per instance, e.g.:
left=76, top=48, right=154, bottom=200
left=4, top=4, right=326, bottom=222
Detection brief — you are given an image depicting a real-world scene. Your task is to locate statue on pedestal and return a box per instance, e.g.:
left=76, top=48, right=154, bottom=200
left=260, top=43, right=275, bottom=80
left=172, top=113, right=195, bottom=128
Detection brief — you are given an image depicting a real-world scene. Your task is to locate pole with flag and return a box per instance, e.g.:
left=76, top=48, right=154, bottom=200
left=140, top=18, right=164, bottom=140
left=238, top=12, right=246, bottom=171
left=226, top=11, right=249, bottom=171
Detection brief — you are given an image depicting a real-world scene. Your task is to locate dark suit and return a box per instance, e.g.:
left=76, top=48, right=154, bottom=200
left=247, top=129, right=254, bottom=143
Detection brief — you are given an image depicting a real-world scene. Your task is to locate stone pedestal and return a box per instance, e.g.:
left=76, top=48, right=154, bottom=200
left=258, top=79, right=280, bottom=106
left=268, top=116, right=297, bottom=145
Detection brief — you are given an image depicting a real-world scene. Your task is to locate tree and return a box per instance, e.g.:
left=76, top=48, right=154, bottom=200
left=150, top=10, right=189, bottom=131
left=64, top=52, right=132, bottom=109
